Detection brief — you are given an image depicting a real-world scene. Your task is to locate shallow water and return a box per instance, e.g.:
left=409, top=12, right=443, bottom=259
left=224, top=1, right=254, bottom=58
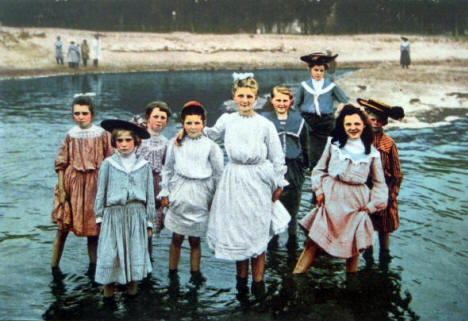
left=0, top=70, right=467, bottom=321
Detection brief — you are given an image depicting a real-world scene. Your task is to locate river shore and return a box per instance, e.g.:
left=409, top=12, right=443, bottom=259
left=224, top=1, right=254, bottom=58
left=1, top=26, right=467, bottom=116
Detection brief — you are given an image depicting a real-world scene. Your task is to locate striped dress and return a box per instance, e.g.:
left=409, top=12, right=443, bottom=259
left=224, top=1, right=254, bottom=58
left=370, top=132, right=403, bottom=233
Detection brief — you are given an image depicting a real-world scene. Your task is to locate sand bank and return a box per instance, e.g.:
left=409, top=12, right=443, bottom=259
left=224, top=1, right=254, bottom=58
left=1, top=26, right=467, bottom=118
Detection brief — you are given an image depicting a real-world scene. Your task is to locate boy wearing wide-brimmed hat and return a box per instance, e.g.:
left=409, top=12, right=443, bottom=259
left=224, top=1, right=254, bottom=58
left=294, top=52, right=348, bottom=177
left=357, top=98, right=405, bottom=263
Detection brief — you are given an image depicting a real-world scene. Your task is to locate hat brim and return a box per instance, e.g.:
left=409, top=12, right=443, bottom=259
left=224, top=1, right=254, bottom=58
left=300, top=53, right=338, bottom=65
left=357, top=98, right=388, bottom=117
left=101, top=119, right=150, bottom=139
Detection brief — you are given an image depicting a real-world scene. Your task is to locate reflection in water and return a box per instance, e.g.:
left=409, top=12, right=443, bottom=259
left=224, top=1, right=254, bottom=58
left=1, top=71, right=467, bottom=321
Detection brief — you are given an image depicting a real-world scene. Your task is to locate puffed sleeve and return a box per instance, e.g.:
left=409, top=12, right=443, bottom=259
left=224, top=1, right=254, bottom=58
left=94, top=159, right=109, bottom=223
left=103, top=130, right=114, bottom=158
left=293, top=84, right=305, bottom=111
left=311, top=138, right=332, bottom=196
left=145, top=164, right=156, bottom=228
left=332, top=84, right=348, bottom=103
left=55, top=135, right=70, bottom=172
left=204, top=113, right=227, bottom=142
left=158, top=139, right=176, bottom=198
left=209, top=140, right=224, bottom=187
left=367, top=156, right=389, bottom=213
left=265, top=121, right=288, bottom=188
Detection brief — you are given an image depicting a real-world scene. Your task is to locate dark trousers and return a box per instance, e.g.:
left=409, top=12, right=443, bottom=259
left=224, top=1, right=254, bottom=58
left=280, top=158, right=305, bottom=237
left=93, top=59, right=98, bottom=67
left=301, top=113, right=335, bottom=169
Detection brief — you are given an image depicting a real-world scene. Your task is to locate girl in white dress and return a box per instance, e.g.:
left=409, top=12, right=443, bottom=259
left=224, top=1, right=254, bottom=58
left=159, top=101, right=224, bottom=283
left=205, top=74, right=288, bottom=300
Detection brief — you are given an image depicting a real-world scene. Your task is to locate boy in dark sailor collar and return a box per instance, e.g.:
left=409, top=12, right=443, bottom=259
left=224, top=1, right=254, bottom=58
left=262, top=85, right=311, bottom=247
left=294, top=52, right=348, bottom=173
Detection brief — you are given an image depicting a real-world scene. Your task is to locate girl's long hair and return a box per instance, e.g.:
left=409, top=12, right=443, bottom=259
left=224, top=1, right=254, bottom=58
left=331, top=104, right=373, bottom=154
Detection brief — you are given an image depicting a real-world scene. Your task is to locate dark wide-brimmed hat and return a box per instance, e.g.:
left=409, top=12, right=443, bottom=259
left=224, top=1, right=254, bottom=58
left=101, top=119, right=150, bottom=139
left=357, top=98, right=405, bottom=121
left=401, top=36, right=409, bottom=41
left=300, top=52, right=338, bottom=66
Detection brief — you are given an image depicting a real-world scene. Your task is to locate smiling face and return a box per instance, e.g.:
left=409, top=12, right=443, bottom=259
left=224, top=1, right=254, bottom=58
left=271, top=92, right=292, bottom=117
left=147, top=107, right=168, bottom=135
left=183, top=114, right=204, bottom=139
left=72, top=104, right=92, bottom=129
left=115, top=130, right=135, bottom=155
left=233, top=87, right=257, bottom=116
left=310, top=65, right=326, bottom=81
left=344, top=113, right=366, bottom=139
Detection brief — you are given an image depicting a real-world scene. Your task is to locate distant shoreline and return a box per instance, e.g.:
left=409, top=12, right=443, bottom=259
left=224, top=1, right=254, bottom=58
left=1, top=26, right=467, bottom=113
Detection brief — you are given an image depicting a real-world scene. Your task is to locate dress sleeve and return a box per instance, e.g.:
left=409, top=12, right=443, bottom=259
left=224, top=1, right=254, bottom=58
left=209, top=141, right=224, bottom=188
left=204, top=113, right=227, bottom=142
left=311, top=139, right=332, bottom=196
left=145, top=164, right=156, bottom=228
left=55, top=135, right=70, bottom=172
left=94, top=160, right=109, bottom=223
left=265, top=121, right=288, bottom=188
left=388, top=143, right=403, bottom=198
left=332, top=84, right=348, bottom=103
left=158, top=139, right=175, bottom=198
left=103, top=131, right=114, bottom=158
left=293, top=84, right=304, bottom=111
left=367, top=156, right=389, bottom=213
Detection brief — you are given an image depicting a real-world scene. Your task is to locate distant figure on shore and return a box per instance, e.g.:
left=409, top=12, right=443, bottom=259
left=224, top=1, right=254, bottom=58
left=67, top=41, right=80, bottom=68
left=54, top=36, right=64, bottom=65
left=92, top=34, right=101, bottom=67
left=81, top=39, right=90, bottom=67
left=400, top=37, right=411, bottom=69
left=325, top=49, right=337, bottom=80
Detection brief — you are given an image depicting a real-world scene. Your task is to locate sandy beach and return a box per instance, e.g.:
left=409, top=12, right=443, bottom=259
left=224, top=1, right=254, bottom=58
left=1, top=26, right=467, bottom=116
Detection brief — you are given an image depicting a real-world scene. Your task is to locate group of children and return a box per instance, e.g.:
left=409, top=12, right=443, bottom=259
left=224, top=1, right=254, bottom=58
left=50, top=52, right=405, bottom=302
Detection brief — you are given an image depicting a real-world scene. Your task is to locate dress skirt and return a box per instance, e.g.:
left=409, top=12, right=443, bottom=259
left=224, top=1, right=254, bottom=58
left=207, top=161, right=279, bottom=261
left=95, top=202, right=152, bottom=285
left=299, top=176, right=374, bottom=259
left=164, top=175, right=215, bottom=237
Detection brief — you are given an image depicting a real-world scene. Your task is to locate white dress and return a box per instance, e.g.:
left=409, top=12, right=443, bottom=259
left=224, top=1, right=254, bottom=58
left=158, top=136, right=224, bottom=237
left=205, top=112, right=288, bottom=260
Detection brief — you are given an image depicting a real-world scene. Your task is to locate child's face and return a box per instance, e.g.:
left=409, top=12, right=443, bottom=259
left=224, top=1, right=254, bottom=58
left=368, top=113, right=384, bottom=133
left=233, top=87, right=257, bottom=116
left=147, top=108, right=168, bottom=134
left=271, top=92, right=292, bottom=117
left=344, top=114, right=365, bottom=139
left=116, top=130, right=135, bottom=155
left=73, top=104, right=92, bottom=129
left=310, top=65, right=326, bottom=81
left=183, top=114, right=204, bottom=139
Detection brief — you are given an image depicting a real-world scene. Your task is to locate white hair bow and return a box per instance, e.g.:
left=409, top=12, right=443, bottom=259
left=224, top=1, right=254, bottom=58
left=73, top=92, right=96, bottom=98
left=232, top=72, right=254, bottom=81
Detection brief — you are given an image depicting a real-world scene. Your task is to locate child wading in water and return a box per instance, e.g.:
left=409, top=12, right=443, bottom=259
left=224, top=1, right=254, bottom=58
left=135, top=101, right=172, bottom=261
left=51, top=95, right=113, bottom=270
left=262, top=85, right=311, bottom=246
left=205, top=74, right=289, bottom=302
left=159, top=101, right=224, bottom=283
left=94, top=120, right=155, bottom=299
left=293, top=105, right=388, bottom=277
left=294, top=52, right=348, bottom=171
left=357, top=98, right=404, bottom=263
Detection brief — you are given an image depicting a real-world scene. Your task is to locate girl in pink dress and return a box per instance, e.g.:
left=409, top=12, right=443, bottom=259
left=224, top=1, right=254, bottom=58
left=293, top=104, right=388, bottom=275
left=51, top=95, right=113, bottom=269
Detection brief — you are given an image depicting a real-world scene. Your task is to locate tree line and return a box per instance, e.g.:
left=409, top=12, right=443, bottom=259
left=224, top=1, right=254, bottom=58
left=0, top=0, right=466, bottom=36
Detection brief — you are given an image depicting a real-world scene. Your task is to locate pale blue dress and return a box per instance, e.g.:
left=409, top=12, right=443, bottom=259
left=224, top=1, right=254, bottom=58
left=94, top=152, right=155, bottom=285
left=205, top=112, right=288, bottom=261
left=158, top=136, right=224, bottom=237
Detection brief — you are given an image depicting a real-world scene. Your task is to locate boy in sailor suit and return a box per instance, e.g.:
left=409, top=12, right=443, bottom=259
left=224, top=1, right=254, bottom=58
left=294, top=52, right=348, bottom=171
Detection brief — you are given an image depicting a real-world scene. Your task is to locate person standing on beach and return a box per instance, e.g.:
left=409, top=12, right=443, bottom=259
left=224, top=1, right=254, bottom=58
left=54, top=36, right=64, bottom=65
left=357, top=98, right=405, bottom=263
left=294, top=52, right=348, bottom=181
left=92, top=34, right=101, bottom=67
left=67, top=41, right=80, bottom=68
left=81, top=39, right=90, bottom=67
left=400, top=37, right=411, bottom=69
left=262, top=85, right=311, bottom=246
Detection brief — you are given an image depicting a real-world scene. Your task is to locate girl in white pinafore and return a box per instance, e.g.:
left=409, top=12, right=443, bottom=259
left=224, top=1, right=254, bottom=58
left=205, top=74, right=288, bottom=300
